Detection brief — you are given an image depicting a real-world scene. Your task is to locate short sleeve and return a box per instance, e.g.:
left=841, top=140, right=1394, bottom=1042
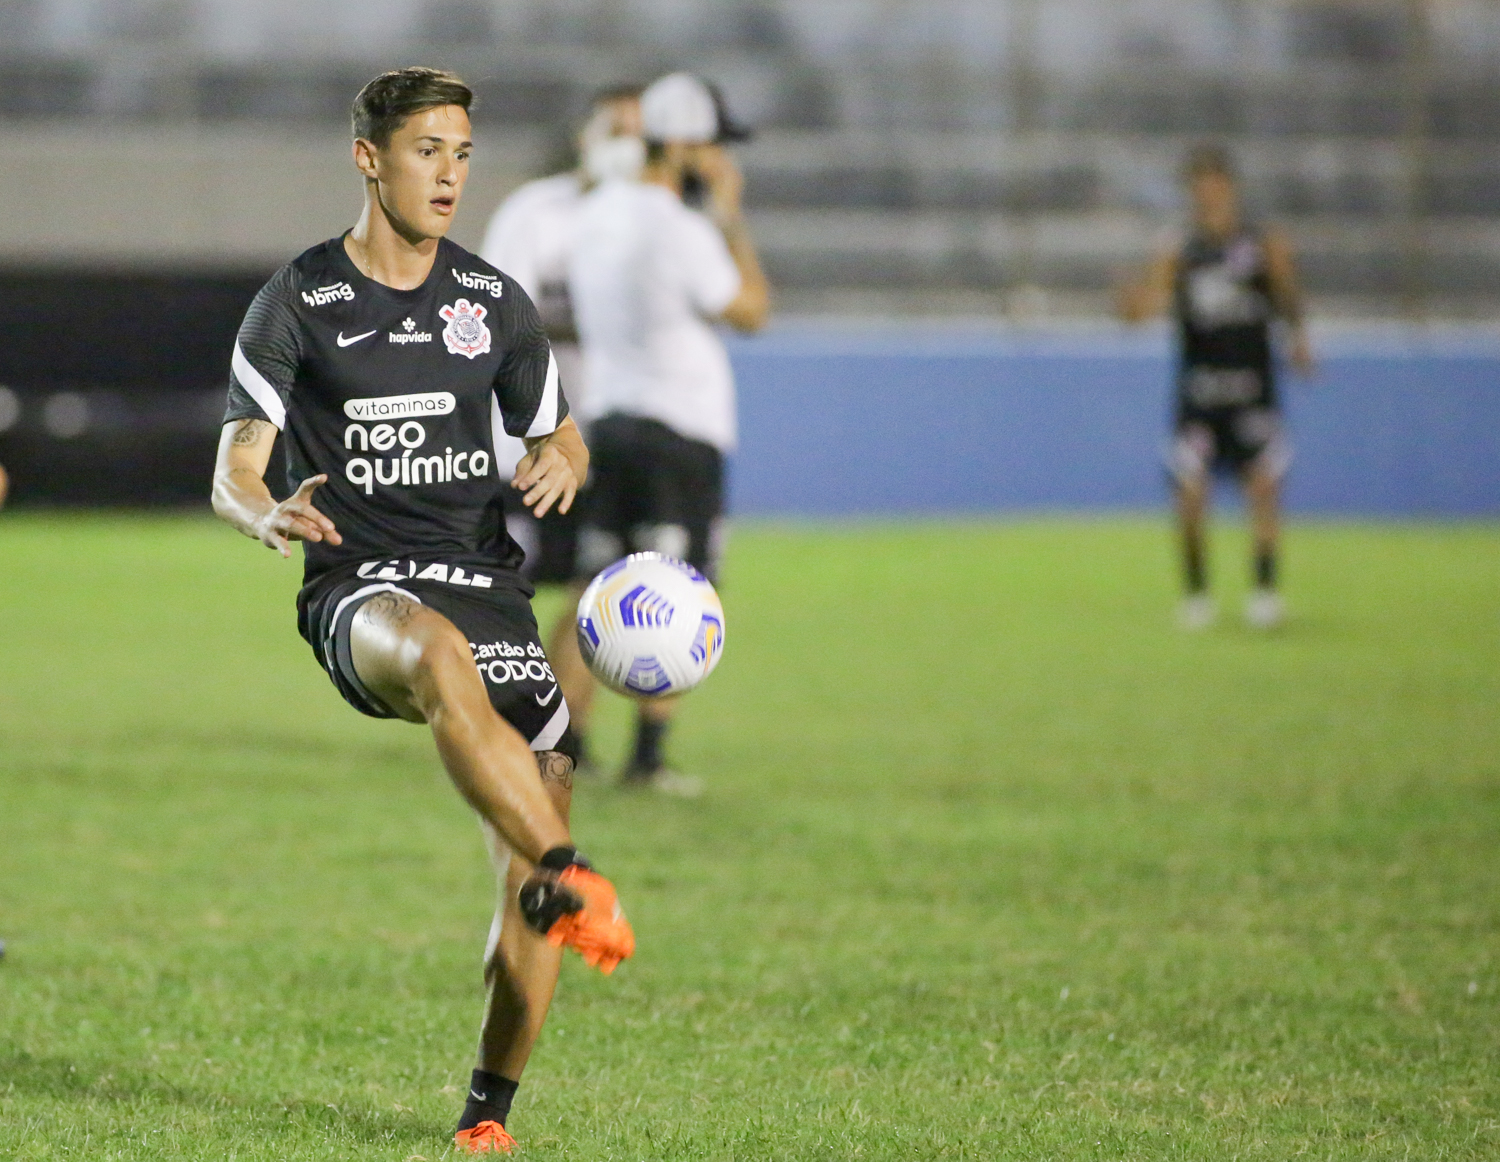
left=492, top=275, right=570, bottom=439
left=675, top=209, right=742, bottom=318
left=224, top=264, right=302, bottom=430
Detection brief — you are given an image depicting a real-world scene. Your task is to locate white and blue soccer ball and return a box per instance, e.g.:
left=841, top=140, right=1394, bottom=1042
left=576, top=553, right=726, bottom=696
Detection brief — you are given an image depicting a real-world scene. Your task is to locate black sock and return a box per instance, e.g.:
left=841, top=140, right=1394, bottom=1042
left=1184, top=538, right=1207, bottom=594
left=632, top=716, right=668, bottom=773
left=1255, top=547, right=1277, bottom=590
left=456, top=1069, right=518, bottom=1132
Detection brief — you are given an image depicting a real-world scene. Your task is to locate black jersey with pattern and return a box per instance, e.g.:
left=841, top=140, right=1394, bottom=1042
left=224, top=235, right=568, bottom=586
left=1172, top=228, right=1276, bottom=414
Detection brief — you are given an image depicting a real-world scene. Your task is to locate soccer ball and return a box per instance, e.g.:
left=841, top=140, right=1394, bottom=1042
left=576, top=553, right=726, bottom=696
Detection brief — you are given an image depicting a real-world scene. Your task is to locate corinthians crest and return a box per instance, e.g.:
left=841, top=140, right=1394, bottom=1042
left=439, top=298, right=492, bottom=359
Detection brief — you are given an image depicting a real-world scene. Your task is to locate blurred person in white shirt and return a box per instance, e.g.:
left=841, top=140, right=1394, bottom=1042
left=557, top=72, right=770, bottom=793
left=480, top=84, right=644, bottom=585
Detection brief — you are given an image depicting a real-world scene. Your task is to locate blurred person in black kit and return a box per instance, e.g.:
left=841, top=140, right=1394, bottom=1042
left=1119, top=142, right=1313, bottom=632
left=554, top=73, right=770, bottom=794
left=480, top=84, right=645, bottom=587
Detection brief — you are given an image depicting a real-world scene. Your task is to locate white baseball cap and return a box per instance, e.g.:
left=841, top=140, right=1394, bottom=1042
left=641, top=72, right=751, bottom=144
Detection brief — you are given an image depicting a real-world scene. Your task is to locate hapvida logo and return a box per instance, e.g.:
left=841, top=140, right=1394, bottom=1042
left=389, top=317, right=433, bottom=345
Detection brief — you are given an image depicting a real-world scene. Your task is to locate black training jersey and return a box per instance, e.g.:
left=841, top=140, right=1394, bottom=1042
left=224, top=235, right=568, bottom=587
left=1172, top=228, right=1276, bottom=412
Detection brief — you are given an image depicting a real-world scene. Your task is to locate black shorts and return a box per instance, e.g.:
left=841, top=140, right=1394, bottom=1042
left=1170, top=405, right=1290, bottom=482
left=576, top=413, right=725, bottom=582
left=298, top=563, right=576, bottom=757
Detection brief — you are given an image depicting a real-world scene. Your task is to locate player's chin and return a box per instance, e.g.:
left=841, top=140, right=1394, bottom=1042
left=420, top=200, right=458, bottom=234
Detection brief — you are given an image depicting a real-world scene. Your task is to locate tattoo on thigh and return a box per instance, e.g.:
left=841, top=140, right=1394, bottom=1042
left=536, top=750, right=575, bottom=789
left=231, top=418, right=271, bottom=446
left=361, top=590, right=419, bottom=628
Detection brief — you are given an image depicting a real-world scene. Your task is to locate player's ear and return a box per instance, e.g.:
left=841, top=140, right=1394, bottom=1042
left=352, top=137, right=380, bottom=180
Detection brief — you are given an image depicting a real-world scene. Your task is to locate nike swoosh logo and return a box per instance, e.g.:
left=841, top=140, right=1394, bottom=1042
left=336, top=329, right=377, bottom=347
left=470, top=1089, right=487, bottom=1102
left=535, top=685, right=560, bottom=707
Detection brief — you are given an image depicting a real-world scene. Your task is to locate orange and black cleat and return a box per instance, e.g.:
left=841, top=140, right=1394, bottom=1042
left=454, top=1119, right=517, bottom=1154
left=519, top=848, right=635, bottom=974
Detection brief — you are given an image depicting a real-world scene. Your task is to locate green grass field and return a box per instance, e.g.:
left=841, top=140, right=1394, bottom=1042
left=1, top=512, right=1498, bottom=1160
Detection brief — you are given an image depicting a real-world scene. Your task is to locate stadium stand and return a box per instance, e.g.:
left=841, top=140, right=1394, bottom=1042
left=0, top=0, right=1497, bottom=319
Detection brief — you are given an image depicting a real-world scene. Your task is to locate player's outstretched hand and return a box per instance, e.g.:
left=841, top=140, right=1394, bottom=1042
left=255, top=474, right=343, bottom=558
left=518, top=850, right=635, bottom=974
left=512, top=439, right=579, bottom=519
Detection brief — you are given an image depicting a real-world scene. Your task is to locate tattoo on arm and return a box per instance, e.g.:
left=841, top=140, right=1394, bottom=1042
left=231, top=418, right=272, bottom=446
left=536, top=750, right=575, bottom=790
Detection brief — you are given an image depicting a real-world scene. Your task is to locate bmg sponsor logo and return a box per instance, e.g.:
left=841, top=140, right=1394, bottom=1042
left=452, top=268, right=503, bottom=298
left=302, top=281, right=355, bottom=306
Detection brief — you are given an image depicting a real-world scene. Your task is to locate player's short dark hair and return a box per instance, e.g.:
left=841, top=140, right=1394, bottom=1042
left=1184, top=142, right=1236, bottom=182
left=352, top=67, right=473, bottom=148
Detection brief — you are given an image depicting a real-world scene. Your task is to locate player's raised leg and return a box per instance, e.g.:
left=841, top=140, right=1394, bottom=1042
left=350, top=592, right=570, bottom=859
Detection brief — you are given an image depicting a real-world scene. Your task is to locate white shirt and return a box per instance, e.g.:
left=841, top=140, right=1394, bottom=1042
left=568, top=179, right=742, bottom=452
left=479, top=172, right=583, bottom=306
left=480, top=173, right=587, bottom=477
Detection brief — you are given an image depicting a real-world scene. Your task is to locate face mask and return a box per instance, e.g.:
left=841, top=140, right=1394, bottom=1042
left=583, top=135, right=646, bottom=184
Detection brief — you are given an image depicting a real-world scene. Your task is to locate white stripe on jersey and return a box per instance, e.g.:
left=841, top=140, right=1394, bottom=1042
left=523, top=349, right=561, bottom=439
left=490, top=391, right=517, bottom=476
left=232, top=340, right=288, bottom=430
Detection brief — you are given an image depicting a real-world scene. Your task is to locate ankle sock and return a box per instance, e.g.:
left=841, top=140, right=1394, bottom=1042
left=456, top=1068, right=518, bottom=1132
left=1255, top=547, right=1277, bottom=590
left=1184, top=540, right=1207, bottom=594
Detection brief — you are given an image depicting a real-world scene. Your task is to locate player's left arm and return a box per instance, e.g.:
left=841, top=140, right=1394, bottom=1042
left=515, top=415, right=588, bottom=519
left=1264, top=227, right=1314, bottom=376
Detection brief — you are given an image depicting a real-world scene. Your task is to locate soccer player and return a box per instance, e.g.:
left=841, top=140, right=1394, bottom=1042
left=479, top=85, right=642, bottom=665
left=1119, top=143, right=1313, bottom=630
left=555, top=72, right=770, bottom=793
left=210, top=68, right=634, bottom=1156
